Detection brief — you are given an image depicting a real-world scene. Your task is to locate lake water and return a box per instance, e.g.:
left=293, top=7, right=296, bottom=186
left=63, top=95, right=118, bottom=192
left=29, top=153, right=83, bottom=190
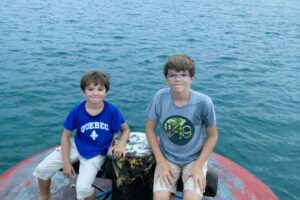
left=0, top=0, right=299, bottom=199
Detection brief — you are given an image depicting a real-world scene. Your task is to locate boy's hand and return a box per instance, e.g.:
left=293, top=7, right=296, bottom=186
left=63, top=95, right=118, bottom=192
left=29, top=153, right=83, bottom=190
left=62, top=162, right=75, bottom=178
left=155, top=160, right=174, bottom=187
left=111, top=144, right=126, bottom=158
left=184, top=163, right=206, bottom=193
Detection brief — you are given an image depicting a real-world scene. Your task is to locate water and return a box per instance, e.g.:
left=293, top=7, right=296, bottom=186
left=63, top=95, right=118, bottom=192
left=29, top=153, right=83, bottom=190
left=0, top=0, right=299, bottom=199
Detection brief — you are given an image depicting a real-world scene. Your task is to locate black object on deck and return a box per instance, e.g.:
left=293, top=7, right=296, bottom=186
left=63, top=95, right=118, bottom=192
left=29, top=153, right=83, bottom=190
left=71, top=156, right=217, bottom=199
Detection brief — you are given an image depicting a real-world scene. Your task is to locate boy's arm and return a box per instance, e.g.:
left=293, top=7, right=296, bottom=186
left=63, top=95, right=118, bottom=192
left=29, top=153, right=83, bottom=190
left=61, top=129, right=75, bottom=178
left=195, top=127, right=218, bottom=168
left=112, top=122, right=130, bottom=158
left=145, top=119, right=164, bottom=162
left=145, top=119, right=174, bottom=186
left=186, top=126, right=218, bottom=192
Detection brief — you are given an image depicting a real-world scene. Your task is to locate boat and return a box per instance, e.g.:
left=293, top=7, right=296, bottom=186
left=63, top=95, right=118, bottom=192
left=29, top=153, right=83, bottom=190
left=0, top=132, right=278, bottom=200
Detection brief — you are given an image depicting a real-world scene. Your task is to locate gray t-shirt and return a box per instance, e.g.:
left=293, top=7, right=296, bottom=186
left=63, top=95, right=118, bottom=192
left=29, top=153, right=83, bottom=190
left=146, top=88, right=216, bottom=165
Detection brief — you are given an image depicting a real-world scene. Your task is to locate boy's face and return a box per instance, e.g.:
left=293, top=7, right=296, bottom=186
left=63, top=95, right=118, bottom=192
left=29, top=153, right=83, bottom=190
left=166, top=70, right=193, bottom=93
left=83, top=83, right=107, bottom=104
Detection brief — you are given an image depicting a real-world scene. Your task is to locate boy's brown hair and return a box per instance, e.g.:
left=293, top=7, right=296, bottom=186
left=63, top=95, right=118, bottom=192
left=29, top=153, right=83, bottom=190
left=80, top=71, right=110, bottom=92
left=163, top=54, right=195, bottom=78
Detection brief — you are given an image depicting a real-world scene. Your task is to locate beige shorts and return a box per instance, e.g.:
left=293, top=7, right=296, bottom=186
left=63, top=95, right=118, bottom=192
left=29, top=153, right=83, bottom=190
left=153, top=160, right=207, bottom=197
left=33, top=139, right=106, bottom=199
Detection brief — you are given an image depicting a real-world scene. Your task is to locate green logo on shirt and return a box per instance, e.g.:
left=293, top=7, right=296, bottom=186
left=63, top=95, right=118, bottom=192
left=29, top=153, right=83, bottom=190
left=163, top=116, right=194, bottom=145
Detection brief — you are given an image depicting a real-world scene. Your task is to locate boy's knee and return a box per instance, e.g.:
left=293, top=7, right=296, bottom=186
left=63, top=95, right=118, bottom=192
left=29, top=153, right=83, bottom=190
left=33, top=164, right=49, bottom=180
left=183, top=189, right=203, bottom=200
left=76, top=184, right=94, bottom=199
left=183, top=178, right=204, bottom=199
left=153, top=191, right=172, bottom=200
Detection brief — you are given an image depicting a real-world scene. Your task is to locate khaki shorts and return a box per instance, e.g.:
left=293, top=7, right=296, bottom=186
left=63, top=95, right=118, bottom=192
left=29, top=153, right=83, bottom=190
left=33, top=139, right=106, bottom=199
left=153, top=160, right=207, bottom=197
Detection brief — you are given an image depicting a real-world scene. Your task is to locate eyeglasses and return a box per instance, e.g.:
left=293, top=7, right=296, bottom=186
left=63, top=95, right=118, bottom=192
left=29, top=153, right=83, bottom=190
left=167, top=73, right=190, bottom=79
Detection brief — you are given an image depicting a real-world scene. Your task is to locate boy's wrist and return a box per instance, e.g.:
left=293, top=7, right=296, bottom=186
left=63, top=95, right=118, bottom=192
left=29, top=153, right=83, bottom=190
left=114, top=142, right=126, bottom=149
left=63, top=161, right=72, bottom=166
left=156, top=158, right=166, bottom=164
left=194, top=160, right=204, bottom=168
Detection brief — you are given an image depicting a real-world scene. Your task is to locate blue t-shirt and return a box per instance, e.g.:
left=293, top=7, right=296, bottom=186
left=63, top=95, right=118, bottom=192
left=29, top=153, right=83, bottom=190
left=64, top=100, right=125, bottom=159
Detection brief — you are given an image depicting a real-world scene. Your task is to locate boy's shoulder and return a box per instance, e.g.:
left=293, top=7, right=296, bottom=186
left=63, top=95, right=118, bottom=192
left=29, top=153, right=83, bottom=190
left=155, top=88, right=171, bottom=96
left=191, top=89, right=210, bottom=99
left=151, top=88, right=172, bottom=103
left=70, top=100, right=86, bottom=111
left=190, top=89, right=213, bottom=105
left=104, top=100, right=121, bottom=112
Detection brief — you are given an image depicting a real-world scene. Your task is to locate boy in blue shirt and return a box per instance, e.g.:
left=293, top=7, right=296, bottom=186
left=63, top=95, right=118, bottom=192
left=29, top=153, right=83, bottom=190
left=34, top=71, right=130, bottom=200
left=146, top=54, right=218, bottom=200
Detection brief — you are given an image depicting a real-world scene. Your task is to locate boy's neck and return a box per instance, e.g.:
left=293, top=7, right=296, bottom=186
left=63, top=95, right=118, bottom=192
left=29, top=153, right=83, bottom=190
left=171, top=90, right=190, bottom=107
left=85, top=101, right=104, bottom=116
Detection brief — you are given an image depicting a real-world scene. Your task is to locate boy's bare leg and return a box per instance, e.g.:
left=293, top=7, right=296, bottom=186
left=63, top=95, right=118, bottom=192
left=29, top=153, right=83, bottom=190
left=84, top=192, right=96, bottom=200
left=153, top=191, right=171, bottom=200
left=183, top=190, right=202, bottom=200
left=38, top=178, right=52, bottom=200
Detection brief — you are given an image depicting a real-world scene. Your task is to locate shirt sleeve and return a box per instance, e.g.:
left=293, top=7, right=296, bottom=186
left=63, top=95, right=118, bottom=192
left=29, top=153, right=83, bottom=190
left=202, top=96, right=217, bottom=128
left=63, top=106, right=78, bottom=132
left=111, top=106, right=125, bottom=133
left=146, top=91, right=160, bottom=123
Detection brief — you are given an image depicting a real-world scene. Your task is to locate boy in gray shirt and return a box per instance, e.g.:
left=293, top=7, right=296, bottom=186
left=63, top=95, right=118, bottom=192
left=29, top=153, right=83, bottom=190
left=146, top=54, right=218, bottom=200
